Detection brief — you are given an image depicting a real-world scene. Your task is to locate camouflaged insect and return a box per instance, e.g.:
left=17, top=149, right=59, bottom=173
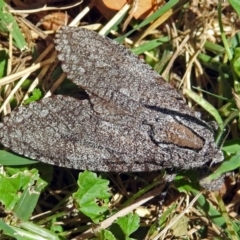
left=0, top=27, right=224, bottom=187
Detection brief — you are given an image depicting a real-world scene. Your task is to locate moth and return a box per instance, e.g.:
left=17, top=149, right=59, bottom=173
left=0, top=27, right=223, bottom=180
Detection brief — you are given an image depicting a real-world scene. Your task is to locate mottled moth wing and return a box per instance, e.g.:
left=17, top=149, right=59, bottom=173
left=0, top=96, right=153, bottom=171
left=54, top=27, right=223, bottom=166
left=55, top=27, right=192, bottom=115
left=0, top=27, right=223, bottom=172
left=0, top=95, right=184, bottom=171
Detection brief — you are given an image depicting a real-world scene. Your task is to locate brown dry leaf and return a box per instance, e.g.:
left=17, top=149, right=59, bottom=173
left=95, top=0, right=162, bottom=20
left=135, top=206, right=151, bottom=218
left=94, top=0, right=126, bottom=20
left=170, top=214, right=189, bottom=237
left=101, top=0, right=126, bottom=10
left=40, top=12, right=71, bottom=31
left=132, top=0, right=162, bottom=19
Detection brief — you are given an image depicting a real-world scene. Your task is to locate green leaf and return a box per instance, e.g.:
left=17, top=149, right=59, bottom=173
left=0, top=168, right=40, bottom=210
left=24, top=89, right=43, bottom=104
left=115, top=213, right=140, bottom=237
left=194, top=193, right=227, bottom=229
left=222, top=138, right=240, bottom=154
left=202, top=154, right=240, bottom=182
left=20, top=79, right=34, bottom=90
left=73, top=171, right=111, bottom=223
left=174, top=172, right=200, bottom=193
left=228, top=0, right=240, bottom=16
left=132, top=37, right=169, bottom=55
left=19, top=222, right=60, bottom=240
left=0, top=49, right=7, bottom=78
left=94, top=229, right=116, bottom=240
left=0, top=1, right=26, bottom=50
left=232, top=48, right=240, bottom=77
left=13, top=176, right=47, bottom=221
left=159, top=203, right=177, bottom=228
left=184, top=88, right=223, bottom=128
left=204, top=41, right=226, bottom=54
left=0, top=150, right=38, bottom=166
left=0, top=219, right=24, bottom=240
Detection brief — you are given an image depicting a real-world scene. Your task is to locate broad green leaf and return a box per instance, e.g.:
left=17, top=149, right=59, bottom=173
left=73, top=171, right=111, bottom=223
left=0, top=168, right=40, bottom=210
left=94, top=229, right=116, bottom=240
left=115, top=213, right=140, bottom=237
